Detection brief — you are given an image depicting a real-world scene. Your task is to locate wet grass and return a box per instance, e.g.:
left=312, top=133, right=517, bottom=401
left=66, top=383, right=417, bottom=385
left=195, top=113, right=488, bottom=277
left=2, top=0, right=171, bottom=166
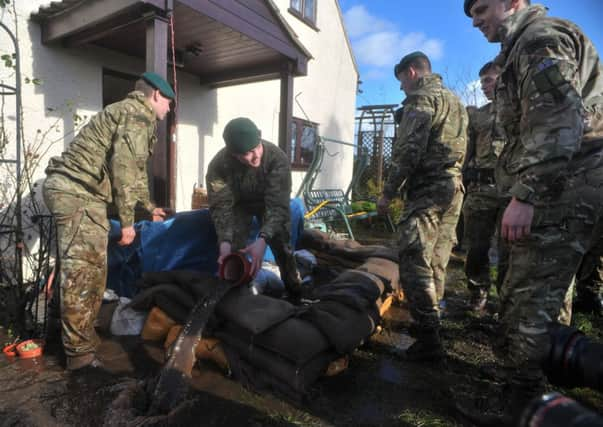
left=396, top=409, right=463, bottom=427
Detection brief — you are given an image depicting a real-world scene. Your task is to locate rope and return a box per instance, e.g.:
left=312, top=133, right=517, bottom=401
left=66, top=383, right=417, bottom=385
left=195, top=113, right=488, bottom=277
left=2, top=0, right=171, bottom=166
left=169, top=14, right=178, bottom=116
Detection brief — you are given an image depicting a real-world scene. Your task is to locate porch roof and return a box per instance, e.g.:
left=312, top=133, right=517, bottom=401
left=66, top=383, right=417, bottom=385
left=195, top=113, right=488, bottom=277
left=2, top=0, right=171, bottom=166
left=31, top=0, right=312, bottom=86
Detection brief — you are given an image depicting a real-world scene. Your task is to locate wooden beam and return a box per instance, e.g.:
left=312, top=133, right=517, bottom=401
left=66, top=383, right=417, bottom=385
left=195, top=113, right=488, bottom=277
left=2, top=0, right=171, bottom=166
left=40, top=0, right=166, bottom=44
left=64, top=11, right=146, bottom=47
left=177, top=0, right=307, bottom=73
left=279, top=63, right=294, bottom=154
left=199, top=60, right=282, bottom=86
left=146, top=14, right=171, bottom=207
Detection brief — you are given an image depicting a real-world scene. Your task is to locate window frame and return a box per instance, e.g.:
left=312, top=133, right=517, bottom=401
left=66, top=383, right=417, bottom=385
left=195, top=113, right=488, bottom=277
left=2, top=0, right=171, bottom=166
left=288, top=0, right=318, bottom=30
left=290, top=116, right=319, bottom=171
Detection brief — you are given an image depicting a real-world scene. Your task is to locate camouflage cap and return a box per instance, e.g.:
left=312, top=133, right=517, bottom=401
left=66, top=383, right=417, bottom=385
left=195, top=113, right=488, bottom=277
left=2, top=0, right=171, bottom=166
left=223, top=117, right=261, bottom=154
left=394, top=51, right=429, bottom=77
left=141, top=72, right=175, bottom=99
left=464, top=0, right=477, bottom=17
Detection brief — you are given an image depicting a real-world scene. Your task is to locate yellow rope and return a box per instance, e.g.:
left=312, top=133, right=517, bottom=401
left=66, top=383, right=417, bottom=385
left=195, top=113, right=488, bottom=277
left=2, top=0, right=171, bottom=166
left=304, top=200, right=332, bottom=219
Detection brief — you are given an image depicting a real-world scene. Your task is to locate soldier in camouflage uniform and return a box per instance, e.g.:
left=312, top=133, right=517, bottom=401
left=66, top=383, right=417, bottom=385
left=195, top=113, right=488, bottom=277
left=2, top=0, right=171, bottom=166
left=462, top=61, right=509, bottom=313
left=206, top=117, right=302, bottom=295
left=43, top=72, right=174, bottom=370
left=464, top=0, right=603, bottom=423
left=378, top=52, right=467, bottom=361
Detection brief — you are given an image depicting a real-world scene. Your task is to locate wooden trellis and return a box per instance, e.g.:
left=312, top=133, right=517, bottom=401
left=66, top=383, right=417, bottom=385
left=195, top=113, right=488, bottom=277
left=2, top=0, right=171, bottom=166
left=354, top=104, right=397, bottom=199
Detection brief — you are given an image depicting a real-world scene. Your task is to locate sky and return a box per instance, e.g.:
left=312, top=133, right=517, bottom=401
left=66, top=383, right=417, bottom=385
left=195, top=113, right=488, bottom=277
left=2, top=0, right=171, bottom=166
left=339, top=0, right=603, bottom=108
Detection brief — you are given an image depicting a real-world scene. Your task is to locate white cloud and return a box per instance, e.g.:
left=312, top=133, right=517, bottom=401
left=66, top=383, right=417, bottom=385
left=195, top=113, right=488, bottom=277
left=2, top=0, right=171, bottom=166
left=343, top=5, right=393, bottom=38
left=343, top=6, right=444, bottom=80
left=355, top=31, right=443, bottom=68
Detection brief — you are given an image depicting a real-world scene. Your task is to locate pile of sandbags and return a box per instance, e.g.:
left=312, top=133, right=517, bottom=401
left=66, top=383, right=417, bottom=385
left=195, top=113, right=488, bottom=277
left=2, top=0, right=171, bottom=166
left=130, top=232, right=402, bottom=401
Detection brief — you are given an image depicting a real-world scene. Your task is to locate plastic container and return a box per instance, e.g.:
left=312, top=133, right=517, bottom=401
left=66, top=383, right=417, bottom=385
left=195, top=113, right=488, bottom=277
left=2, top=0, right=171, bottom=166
left=3, top=343, right=17, bottom=357
left=15, top=339, right=44, bottom=359
left=219, top=253, right=252, bottom=286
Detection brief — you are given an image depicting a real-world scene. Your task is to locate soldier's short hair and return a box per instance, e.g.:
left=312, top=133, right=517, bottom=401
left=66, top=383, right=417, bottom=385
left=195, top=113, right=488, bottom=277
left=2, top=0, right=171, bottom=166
left=134, top=79, right=155, bottom=97
left=479, top=61, right=500, bottom=76
left=465, top=0, right=530, bottom=17
left=394, top=51, right=431, bottom=77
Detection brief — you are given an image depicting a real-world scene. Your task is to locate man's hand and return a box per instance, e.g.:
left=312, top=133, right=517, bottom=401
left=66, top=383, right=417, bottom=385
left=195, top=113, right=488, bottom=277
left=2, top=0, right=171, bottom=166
left=241, top=237, right=267, bottom=277
left=152, top=207, right=174, bottom=222
left=218, top=241, right=232, bottom=265
left=501, top=197, right=534, bottom=242
left=118, top=226, right=136, bottom=246
left=377, top=196, right=391, bottom=215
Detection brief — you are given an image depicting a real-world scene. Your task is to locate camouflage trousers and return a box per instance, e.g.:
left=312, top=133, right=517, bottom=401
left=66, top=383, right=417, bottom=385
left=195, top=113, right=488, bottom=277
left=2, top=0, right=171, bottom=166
left=43, top=173, right=109, bottom=357
left=462, top=185, right=509, bottom=294
left=230, top=206, right=301, bottom=291
left=398, top=179, right=464, bottom=330
left=495, top=165, right=603, bottom=384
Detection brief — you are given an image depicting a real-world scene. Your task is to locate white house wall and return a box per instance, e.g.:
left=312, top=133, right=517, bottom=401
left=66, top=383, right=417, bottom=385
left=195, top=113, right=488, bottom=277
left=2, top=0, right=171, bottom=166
left=178, top=0, right=359, bottom=211
left=271, top=0, right=358, bottom=191
left=1, top=0, right=358, bottom=214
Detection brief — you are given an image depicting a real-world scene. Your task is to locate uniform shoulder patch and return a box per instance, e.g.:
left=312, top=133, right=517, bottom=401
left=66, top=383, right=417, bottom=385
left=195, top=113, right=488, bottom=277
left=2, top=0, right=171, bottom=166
left=532, top=59, right=566, bottom=97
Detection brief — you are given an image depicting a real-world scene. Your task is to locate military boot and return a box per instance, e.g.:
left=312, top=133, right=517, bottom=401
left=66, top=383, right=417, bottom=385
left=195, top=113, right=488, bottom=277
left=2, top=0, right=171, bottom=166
left=469, top=288, right=489, bottom=315
left=66, top=353, right=104, bottom=371
left=404, top=328, right=444, bottom=362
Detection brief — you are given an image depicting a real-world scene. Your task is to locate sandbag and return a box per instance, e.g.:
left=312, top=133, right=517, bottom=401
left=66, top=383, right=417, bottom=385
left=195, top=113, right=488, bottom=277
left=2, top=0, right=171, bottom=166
left=216, top=286, right=297, bottom=334
left=217, top=330, right=335, bottom=395
left=300, top=300, right=376, bottom=354
left=219, top=317, right=330, bottom=365
left=141, top=306, right=177, bottom=341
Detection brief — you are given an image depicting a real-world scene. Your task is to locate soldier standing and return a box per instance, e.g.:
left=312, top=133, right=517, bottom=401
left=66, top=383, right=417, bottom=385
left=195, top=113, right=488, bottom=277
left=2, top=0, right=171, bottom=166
left=463, top=0, right=603, bottom=423
left=462, top=61, right=508, bottom=313
left=378, top=52, right=467, bottom=361
left=206, top=117, right=302, bottom=295
left=43, top=72, right=174, bottom=370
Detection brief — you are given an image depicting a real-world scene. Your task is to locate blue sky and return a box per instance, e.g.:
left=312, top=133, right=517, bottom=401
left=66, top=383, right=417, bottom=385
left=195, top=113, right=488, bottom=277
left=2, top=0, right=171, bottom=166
left=339, top=1, right=603, bottom=108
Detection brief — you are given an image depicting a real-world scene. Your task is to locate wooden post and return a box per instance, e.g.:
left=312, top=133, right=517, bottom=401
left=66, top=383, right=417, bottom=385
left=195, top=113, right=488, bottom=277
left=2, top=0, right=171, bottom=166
left=145, top=14, right=169, bottom=207
left=279, top=63, right=294, bottom=155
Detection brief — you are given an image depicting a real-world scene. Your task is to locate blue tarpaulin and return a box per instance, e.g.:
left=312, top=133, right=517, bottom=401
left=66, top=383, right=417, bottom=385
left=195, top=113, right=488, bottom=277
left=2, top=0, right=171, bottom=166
left=107, top=198, right=305, bottom=297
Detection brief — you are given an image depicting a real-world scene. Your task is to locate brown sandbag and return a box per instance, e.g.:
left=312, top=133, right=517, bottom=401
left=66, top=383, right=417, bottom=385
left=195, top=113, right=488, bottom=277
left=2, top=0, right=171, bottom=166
left=164, top=325, right=229, bottom=372
left=141, top=306, right=177, bottom=341
left=324, top=356, right=349, bottom=376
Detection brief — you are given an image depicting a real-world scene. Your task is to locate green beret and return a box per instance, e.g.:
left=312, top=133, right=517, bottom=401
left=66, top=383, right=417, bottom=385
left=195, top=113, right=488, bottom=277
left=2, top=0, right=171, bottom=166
left=394, top=51, right=429, bottom=77
left=223, top=117, right=261, bottom=154
left=464, top=0, right=477, bottom=17
left=141, top=72, right=175, bottom=100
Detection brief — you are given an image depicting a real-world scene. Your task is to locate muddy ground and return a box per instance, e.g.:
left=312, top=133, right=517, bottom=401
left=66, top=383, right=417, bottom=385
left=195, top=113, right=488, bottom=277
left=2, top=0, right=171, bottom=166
left=1, top=230, right=602, bottom=427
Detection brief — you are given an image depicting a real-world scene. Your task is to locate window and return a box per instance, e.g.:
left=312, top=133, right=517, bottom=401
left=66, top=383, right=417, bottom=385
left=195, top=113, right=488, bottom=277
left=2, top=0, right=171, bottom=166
left=289, top=0, right=317, bottom=28
left=290, top=117, right=318, bottom=169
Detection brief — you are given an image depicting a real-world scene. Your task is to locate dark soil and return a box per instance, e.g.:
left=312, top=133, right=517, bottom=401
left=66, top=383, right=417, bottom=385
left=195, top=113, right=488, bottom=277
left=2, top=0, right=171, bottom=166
left=1, top=229, right=602, bottom=427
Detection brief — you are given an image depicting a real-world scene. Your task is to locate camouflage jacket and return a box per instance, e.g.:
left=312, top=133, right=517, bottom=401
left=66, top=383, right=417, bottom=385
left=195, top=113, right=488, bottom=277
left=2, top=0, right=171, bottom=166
left=493, top=5, right=603, bottom=204
left=46, top=91, right=157, bottom=227
left=466, top=102, right=504, bottom=171
left=383, top=73, right=467, bottom=199
left=206, top=141, right=292, bottom=244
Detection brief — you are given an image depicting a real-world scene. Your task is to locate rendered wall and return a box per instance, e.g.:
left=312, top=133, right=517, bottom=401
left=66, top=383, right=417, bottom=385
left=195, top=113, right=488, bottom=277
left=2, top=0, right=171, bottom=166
left=0, top=0, right=357, bottom=215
